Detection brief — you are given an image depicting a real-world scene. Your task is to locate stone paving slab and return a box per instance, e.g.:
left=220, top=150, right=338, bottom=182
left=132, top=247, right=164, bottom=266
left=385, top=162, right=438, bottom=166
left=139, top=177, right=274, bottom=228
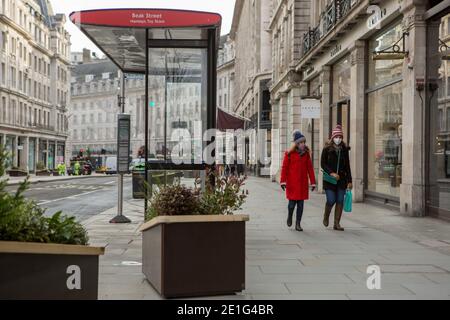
left=82, top=177, right=450, bottom=300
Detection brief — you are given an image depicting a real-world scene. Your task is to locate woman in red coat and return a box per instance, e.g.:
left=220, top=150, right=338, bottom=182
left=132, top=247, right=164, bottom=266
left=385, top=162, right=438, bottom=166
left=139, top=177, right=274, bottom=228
left=280, top=130, right=316, bottom=231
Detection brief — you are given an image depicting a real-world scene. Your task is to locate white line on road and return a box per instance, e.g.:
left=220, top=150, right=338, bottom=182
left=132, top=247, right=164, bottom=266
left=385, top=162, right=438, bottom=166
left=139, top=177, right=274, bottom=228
left=104, top=181, right=116, bottom=185
left=37, top=189, right=104, bottom=206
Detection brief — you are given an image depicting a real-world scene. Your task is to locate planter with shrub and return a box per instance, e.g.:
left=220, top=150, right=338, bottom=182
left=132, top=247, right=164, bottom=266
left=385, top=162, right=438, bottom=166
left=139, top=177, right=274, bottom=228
left=7, top=167, right=28, bottom=177
left=35, top=162, right=51, bottom=176
left=0, top=147, right=104, bottom=300
left=139, top=173, right=249, bottom=298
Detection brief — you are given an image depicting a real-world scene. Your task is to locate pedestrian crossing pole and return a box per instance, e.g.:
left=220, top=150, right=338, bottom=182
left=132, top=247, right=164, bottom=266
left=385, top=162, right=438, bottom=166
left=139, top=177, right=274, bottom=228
left=110, top=72, right=131, bottom=224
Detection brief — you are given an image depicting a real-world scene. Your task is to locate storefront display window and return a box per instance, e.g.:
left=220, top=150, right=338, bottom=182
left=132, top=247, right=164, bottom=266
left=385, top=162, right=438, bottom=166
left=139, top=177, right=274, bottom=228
left=331, top=55, right=351, bottom=142
left=426, top=12, right=450, bottom=219
left=367, top=82, right=402, bottom=197
left=368, top=22, right=403, bottom=87
left=367, top=22, right=403, bottom=199
left=332, top=56, right=351, bottom=103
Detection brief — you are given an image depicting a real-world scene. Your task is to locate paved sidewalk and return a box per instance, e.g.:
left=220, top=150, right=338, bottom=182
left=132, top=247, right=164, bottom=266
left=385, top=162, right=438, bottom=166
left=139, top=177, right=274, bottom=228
left=82, top=177, right=450, bottom=300
left=3, top=173, right=120, bottom=186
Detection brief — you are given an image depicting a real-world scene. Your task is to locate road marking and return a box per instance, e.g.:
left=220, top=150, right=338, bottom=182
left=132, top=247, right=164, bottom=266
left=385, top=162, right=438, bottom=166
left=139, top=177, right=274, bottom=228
left=104, top=181, right=115, bottom=185
left=37, top=189, right=104, bottom=206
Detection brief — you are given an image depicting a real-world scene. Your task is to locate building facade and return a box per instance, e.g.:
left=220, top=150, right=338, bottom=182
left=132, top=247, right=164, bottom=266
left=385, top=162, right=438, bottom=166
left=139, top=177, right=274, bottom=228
left=69, top=58, right=145, bottom=161
left=0, top=0, right=71, bottom=172
left=269, top=0, right=450, bottom=220
left=69, top=52, right=205, bottom=163
left=230, top=0, right=273, bottom=176
left=217, top=34, right=235, bottom=114
left=269, top=0, right=319, bottom=179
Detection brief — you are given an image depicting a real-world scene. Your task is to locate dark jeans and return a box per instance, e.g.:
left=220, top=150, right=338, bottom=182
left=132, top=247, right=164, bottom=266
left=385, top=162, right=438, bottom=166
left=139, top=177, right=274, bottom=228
left=288, top=200, right=304, bottom=222
left=325, top=188, right=346, bottom=207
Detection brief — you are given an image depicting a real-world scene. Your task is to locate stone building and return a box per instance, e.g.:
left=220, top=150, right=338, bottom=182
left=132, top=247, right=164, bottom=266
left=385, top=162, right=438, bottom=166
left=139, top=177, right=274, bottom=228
left=0, top=0, right=71, bottom=172
left=230, top=0, right=273, bottom=176
left=217, top=34, right=235, bottom=114
left=270, top=0, right=450, bottom=220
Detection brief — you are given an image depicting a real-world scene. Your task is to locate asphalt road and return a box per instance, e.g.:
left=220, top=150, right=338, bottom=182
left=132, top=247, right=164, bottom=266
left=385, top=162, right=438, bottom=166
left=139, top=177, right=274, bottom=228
left=5, top=176, right=135, bottom=222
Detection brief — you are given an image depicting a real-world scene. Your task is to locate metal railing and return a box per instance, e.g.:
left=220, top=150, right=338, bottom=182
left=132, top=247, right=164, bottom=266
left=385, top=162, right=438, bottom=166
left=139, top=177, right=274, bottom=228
left=302, top=0, right=354, bottom=55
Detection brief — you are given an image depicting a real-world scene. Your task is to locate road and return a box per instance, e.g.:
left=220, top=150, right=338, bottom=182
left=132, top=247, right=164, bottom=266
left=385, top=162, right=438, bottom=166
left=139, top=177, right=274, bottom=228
left=5, top=176, right=135, bottom=222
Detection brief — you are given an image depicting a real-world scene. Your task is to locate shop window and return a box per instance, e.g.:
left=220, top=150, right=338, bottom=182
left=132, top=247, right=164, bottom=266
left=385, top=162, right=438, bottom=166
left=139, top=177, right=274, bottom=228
left=368, top=23, right=404, bottom=87
left=332, top=56, right=351, bottom=102
left=447, top=107, right=450, bottom=131
left=367, top=82, right=402, bottom=198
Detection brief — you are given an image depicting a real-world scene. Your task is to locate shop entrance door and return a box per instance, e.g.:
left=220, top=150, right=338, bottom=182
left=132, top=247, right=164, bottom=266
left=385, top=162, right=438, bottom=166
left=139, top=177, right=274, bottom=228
left=330, top=99, right=350, bottom=143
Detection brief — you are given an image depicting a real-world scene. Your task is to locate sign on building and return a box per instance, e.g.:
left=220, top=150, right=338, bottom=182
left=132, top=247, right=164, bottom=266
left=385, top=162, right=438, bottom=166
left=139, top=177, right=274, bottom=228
left=301, top=98, right=321, bottom=119
left=117, top=114, right=131, bottom=174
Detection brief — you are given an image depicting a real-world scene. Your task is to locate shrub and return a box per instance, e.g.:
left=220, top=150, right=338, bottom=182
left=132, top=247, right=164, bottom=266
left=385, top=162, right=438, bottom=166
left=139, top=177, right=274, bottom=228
left=196, top=173, right=248, bottom=216
left=36, top=162, right=46, bottom=171
left=145, top=170, right=248, bottom=221
left=0, top=146, right=88, bottom=245
left=145, top=184, right=201, bottom=221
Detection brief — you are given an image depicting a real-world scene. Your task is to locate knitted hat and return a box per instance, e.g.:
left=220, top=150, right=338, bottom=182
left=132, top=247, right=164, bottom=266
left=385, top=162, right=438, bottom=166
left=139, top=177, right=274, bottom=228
left=293, top=130, right=306, bottom=144
left=331, top=125, right=344, bottom=140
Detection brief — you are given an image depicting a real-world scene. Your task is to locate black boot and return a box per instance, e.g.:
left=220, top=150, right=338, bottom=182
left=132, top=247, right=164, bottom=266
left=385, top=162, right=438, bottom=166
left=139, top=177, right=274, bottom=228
left=287, top=208, right=294, bottom=227
left=295, top=220, right=303, bottom=232
left=334, top=203, right=344, bottom=231
left=323, top=203, right=333, bottom=227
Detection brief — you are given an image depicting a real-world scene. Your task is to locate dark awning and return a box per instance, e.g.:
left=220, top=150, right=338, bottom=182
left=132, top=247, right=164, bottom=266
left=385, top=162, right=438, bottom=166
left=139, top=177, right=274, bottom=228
left=217, top=108, right=246, bottom=131
left=70, top=9, right=222, bottom=73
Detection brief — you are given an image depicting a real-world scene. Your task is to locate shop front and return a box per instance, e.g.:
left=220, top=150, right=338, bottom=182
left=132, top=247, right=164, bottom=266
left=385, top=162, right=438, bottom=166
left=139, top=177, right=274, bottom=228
left=366, top=21, right=404, bottom=202
left=331, top=55, right=351, bottom=144
left=426, top=3, right=450, bottom=220
left=56, top=143, right=65, bottom=167
left=28, top=138, right=36, bottom=173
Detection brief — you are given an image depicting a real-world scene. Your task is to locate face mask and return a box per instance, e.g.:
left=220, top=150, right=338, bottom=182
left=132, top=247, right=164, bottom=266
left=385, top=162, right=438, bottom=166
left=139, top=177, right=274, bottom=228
left=333, top=138, right=342, bottom=145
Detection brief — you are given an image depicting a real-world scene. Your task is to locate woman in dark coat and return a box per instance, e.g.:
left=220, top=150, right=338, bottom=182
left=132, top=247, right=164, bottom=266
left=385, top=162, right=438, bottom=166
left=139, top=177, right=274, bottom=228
left=280, top=130, right=316, bottom=231
left=320, top=125, right=352, bottom=231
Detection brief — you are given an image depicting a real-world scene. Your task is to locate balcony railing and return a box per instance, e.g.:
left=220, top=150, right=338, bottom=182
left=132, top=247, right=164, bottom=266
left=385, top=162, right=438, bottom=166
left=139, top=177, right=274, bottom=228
left=303, top=0, right=355, bottom=55
left=28, top=122, right=55, bottom=131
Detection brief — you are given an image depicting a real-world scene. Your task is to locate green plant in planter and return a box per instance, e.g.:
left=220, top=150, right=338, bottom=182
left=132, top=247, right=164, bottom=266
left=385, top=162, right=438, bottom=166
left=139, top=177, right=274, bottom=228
left=145, top=184, right=201, bottom=221
left=0, top=146, right=88, bottom=245
left=196, top=173, right=248, bottom=216
left=36, top=162, right=46, bottom=171
left=145, top=171, right=248, bottom=221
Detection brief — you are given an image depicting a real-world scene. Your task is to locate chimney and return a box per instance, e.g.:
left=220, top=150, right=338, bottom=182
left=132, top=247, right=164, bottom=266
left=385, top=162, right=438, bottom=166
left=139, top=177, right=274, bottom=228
left=82, top=48, right=91, bottom=63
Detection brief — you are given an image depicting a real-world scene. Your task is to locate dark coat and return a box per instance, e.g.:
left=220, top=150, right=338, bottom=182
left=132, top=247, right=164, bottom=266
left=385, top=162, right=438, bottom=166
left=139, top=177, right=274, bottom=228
left=320, top=143, right=352, bottom=191
left=280, top=149, right=316, bottom=201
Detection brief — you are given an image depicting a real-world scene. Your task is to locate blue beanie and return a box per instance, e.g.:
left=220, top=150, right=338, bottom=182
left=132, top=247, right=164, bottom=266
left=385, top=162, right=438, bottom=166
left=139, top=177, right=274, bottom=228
left=293, top=130, right=306, bottom=143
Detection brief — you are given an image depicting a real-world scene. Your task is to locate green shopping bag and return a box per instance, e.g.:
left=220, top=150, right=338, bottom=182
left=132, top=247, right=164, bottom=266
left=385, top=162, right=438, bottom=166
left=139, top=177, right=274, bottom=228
left=344, top=189, right=352, bottom=213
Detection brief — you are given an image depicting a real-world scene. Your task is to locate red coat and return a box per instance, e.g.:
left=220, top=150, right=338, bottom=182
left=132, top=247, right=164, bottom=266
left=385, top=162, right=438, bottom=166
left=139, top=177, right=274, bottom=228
left=280, top=150, right=316, bottom=201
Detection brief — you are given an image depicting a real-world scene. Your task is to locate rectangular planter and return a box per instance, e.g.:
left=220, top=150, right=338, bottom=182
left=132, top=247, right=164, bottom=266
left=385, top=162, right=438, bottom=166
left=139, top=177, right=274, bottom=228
left=0, top=241, right=104, bottom=300
left=7, top=170, right=28, bottom=177
left=36, top=171, right=51, bottom=176
left=139, top=215, right=249, bottom=298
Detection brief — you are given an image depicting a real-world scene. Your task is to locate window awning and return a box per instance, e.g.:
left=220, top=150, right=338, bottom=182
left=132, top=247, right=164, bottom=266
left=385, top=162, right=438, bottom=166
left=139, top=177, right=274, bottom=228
left=217, top=108, right=247, bottom=131
left=70, top=9, right=222, bottom=73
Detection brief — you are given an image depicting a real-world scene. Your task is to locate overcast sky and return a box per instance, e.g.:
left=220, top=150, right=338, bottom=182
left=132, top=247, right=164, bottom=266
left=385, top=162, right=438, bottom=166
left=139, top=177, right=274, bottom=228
left=50, top=0, right=236, bottom=56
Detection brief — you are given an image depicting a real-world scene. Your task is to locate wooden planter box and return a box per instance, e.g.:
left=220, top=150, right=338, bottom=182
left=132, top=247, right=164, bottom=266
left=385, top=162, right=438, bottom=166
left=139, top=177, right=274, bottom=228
left=36, top=170, right=51, bottom=176
left=139, top=214, right=249, bottom=298
left=0, top=241, right=104, bottom=300
left=7, top=169, right=28, bottom=177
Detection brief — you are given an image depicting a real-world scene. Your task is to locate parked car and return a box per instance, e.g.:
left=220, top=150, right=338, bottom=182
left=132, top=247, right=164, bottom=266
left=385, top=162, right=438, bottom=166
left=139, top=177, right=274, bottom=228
left=130, top=158, right=146, bottom=171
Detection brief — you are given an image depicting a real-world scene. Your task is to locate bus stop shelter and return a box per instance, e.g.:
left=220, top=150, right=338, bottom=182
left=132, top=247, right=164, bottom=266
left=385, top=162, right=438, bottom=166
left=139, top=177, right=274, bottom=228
left=70, top=8, right=221, bottom=209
